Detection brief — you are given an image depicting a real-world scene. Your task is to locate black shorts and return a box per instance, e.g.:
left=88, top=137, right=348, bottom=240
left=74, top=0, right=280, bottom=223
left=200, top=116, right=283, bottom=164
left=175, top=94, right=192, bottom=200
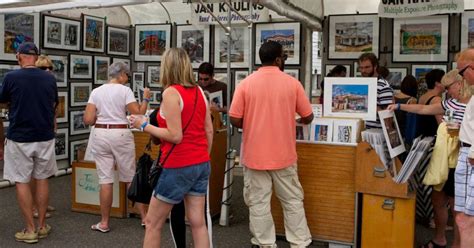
left=442, top=168, right=455, bottom=197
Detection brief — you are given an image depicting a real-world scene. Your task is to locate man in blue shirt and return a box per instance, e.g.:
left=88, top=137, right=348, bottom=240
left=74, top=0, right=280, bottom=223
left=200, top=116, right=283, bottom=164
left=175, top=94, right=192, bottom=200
left=0, top=42, right=58, bottom=244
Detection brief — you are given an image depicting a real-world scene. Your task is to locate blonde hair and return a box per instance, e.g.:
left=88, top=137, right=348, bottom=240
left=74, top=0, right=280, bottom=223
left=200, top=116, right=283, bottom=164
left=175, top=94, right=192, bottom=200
left=160, top=48, right=196, bottom=89
left=457, top=48, right=474, bottom=63
left=442, top=69, right=473, bottom=99
left=35, top=55, right=53, bottom=68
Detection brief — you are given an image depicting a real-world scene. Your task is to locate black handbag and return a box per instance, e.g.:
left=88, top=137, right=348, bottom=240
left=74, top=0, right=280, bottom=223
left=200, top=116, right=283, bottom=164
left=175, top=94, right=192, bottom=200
left=127, top=141, right=154, bottom=205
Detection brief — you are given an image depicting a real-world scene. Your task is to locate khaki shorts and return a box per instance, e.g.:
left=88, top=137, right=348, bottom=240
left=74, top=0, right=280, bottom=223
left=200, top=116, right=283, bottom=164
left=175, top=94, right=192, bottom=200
left=91, top=128, right=135, bottom=184
left=3, top=139, right=57, bottom=183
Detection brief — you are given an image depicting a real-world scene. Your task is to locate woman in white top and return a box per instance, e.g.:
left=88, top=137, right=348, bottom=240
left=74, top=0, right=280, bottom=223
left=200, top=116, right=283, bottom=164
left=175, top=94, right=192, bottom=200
left=84, top=62, right=151, bottom=233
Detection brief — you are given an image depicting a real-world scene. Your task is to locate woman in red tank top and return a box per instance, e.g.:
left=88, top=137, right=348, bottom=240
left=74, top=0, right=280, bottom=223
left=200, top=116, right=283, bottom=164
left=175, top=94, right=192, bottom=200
left=130, top=48, right=213, bottom=248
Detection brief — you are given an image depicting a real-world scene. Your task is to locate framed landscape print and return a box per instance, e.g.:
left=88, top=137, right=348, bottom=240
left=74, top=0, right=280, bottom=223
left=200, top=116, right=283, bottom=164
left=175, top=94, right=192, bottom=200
left=70, top=110, right=91, bottom=135
left=134, top=24, right=172, bottom=61
left=214, top=25, right=250, bottom=68
left=43, top=15, right=80, bottom=51
left=333, top=119, right=360, bottom=145
left=325, top=65, right=350, bottom=77
left=411, top=64, right=447, bottom=85
left=310, top=118, right=334, bottom=143
left=176, top=24, right=210, bottom=68
left=386, top=67, right=407, bottom=90
left=69, top=54, right=92, bottom=79
left=56, top=92, right=68, bottom=123
left=49, top=55, right=68, bottom=87
left=70, top=82, right=92, bottom=107
left=55, top=128, right=69, bottom=160
left=461, top=10, right=474, bottom=50
left=234, top=70, right=249, bottom=88
left=323, top=77, right=377, bottom=121
left=69, top=139, right=88, bottom=164
left=0, top=64, right=20, bottom=83
left=94, top=56, right=110, bottom=85
left=82, top=15, right=105, bottom=53
left=0, top=13, right=40, bottom=60
left=328, top=14, right=379, bottom=59
left=393, top=15, right=449, bottom=62
left=284, top=69, right=300, bottom=80
left=254, top=22, right=301, bottom=65
left=379, top=110, right=405, bottom=158
left=107, top=26, right=129, bottom=56
left=147, top=65, right=161, bottom=87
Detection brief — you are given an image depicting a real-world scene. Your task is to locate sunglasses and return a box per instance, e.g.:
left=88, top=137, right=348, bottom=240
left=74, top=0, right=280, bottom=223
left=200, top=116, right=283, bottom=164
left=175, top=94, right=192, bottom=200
left=39, top=66, right=53, bottom=70
left=459, top=64, right=472, bottom=77
left=198, top=77, right=211, bottom=82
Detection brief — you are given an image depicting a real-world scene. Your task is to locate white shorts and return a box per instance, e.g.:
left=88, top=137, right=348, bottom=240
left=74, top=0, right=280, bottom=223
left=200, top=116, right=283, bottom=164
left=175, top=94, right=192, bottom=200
left=3, top=139, right=57, bottom=183
left=91, top=128, right=135, bottom=184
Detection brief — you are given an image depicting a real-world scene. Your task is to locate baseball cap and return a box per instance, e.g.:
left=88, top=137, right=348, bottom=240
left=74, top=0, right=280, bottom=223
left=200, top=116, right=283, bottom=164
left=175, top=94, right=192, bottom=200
left=16, top=42, right=39, bottom=55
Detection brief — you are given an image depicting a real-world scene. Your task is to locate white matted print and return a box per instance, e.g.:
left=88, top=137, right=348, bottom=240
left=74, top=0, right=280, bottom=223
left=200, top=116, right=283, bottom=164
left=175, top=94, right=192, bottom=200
left=70, top=83, right=92, bottom=107
left=325, top=65, right=350, bottom=77
left=209, top=91, right=223, bottom=109
left=176, top=24, right=210, bottom=68
left=323, top=77, right=377, bottom=121
left=284, top=69, right=299, bottom=80
left=70, top=139, right=89, bottom=164
left=379, top=110, right=405, bottom=158
left=94, top=56, right=110, bottom=85
left=69, top=54, right=92, bottom=79
left=134, top=24, right=171, bottom=62
left=310, top=118, right=333, bottom=143
left=386, top=67, right=407, bottom=90
left=255, top=22, right=301, bottom=65
left=214, top=25, right=250, bottom=68
left=70, top=110, right=91, bottom=135
left=0, top=13, right=40, bottom=60
left=461, top=10, right=474, bottom=50
left=296, top=123, right=310, bottom=141
left=234, top=70, right=249, bottom=88
left=43, top=15, right=81, bottom=51
left=393, top=15, right=449, bottom=62
left=214, top=72, right=230, bottom=85
left=56, top=92, right=68, bottom=123
left=147, top=65, right=161, bottom=87
left=107, top=26, right=129, bottom=56
left=333, top=119, right=359, bottom=145
left=83, top=15, right=105, bottom=53
left=49, top=55, right=68, bottom=87
left=55, top=128, right=68, bottom=160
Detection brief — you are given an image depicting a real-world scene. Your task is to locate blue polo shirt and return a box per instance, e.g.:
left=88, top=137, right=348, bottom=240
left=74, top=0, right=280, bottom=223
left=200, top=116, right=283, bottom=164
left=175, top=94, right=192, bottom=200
left=0, top=67, right=58, bottom=142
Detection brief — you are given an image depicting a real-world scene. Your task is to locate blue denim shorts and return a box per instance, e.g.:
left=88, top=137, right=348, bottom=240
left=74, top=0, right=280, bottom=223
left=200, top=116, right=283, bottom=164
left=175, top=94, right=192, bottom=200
left=153, top=161, right=210, bottom=204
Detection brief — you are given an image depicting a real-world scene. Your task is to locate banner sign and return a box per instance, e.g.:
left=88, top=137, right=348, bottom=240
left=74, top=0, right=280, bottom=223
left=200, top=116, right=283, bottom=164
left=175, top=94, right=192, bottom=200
left=191, top=2, right=269, bottom=25
left=378, top=0, right=464, bottom=18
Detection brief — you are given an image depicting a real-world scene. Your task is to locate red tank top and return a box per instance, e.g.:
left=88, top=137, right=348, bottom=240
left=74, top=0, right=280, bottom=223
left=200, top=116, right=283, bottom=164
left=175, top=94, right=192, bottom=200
left=157, top=85, right=210, bottom=168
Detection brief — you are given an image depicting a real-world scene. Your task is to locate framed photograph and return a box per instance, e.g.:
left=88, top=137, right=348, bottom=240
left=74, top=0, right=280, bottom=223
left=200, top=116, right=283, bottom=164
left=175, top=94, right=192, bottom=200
left=310, top=118, right=333, bottom=143
left=214, top=25, right=250, bottom=68
left=254, top=22, right=301, bottom=65
left=296, top=123, right=311, bottom=141
left=325, top=65, right=350, bottom=77
left=70, top=83, right=92, bottom=107
left=94, top=56, right=110, bottom=85
left=393, top=15, right=449, bottom=62
left=70, top=110, right=91, bottom=135
left=333, top=119, right=360, bottom=145
left=411, top=64, right=448, bottom=85
left=214, top=72, right=230, bottom=85
left=0, top=64, right=20, bottom=83
left=176, top=24, right=210, bottom=68
left=353, top=62, right=362, bottom=77
left=0, top=13, right=40, bottom=60
left=43, top=15, right=80, bottom=51
left=150, top=90, right=162, bottom=105
left=56, top=92, right=68, bottom=123
left=107, top=26, right=130, bottom=56
left=461, top=10, right=474, bottom=50
left=379, top=110, right=406, bottom=158
left=48, top=55, right=68, bottom=87
left=82, top=14, right=105, bottom=53
left=134, top=24, right=171, bottom=61
left=55, top=128, right=69, bottom=160
left=386, top=67, right=408, bottom=90
left=147, top=65, right=161, bottom=87
left=328, top=14, right=379, bottom=59
left=234, top=70, right=249, bottom=89
left=69, top=54, right=92, bottom=79
left=69, top=139, right=89, bottom=164
left=284, top=69, right=300, bottom=81
left=323, top=77, right=378, bottom=121
left=112, top=57, right=130, bottom=66
left=311, top=104, right=323, bottom=118
left=133, top=72, right=145, bottom=88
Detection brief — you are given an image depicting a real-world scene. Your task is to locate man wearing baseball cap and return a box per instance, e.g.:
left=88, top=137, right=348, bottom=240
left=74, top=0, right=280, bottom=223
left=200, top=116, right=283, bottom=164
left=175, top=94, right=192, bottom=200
left=0, top=42, right=58, bottom=244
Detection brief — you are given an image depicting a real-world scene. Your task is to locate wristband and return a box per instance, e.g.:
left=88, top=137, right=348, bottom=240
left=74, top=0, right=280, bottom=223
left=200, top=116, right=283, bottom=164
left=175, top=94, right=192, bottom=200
left=143, top=98, right=151, bottom=103
left=140, top=121, right=148, bottom=131
left=396, top=103, right=401, bottom=111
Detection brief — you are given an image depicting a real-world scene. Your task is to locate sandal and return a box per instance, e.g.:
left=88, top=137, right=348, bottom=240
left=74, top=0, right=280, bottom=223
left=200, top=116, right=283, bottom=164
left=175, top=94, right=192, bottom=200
left=420, top=240, right=446, bottom=248
left=90, top=223, right=110, bottom=233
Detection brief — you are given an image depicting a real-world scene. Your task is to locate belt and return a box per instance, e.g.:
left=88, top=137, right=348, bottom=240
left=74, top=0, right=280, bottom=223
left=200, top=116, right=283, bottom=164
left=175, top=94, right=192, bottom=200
left=461, top=142, right=472, bottom=148
left=95, top=124, right=129, bottom=129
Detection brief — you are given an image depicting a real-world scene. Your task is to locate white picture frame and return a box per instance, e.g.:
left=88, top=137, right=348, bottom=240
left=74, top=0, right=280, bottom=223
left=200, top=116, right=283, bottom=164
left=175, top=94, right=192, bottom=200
left=134, top=24, right=172, bottom=62
left=323, top=77, right=378, bottom=121
left=379, top=110, right=406, bottom=158
left=69, top=139, right=89, bottom=165
left=49, top=55, right=68, bottom=87
left=147, top=65, right=161, bottom=87
left=310, top=118, right=333, bottom=143
left=55, top=128, right=69, bottom=160
left=69, top=54, right=92, bottom=79
left=254, top=22, right=301, bottom=65
left=176, top=24, right=210, bottom=68
left=70, top=110, right=91, bottom=135
left=296, top=123, right=311, bottom=141
left=0, top=13, right=40, bottom=60
left=333, top=119, right=359, bottom=145
left=56, top=92, right=68, bottom=123
left=94, top=56, right=110, bottom=85
left=107, top=26, right=130, bottom=56
left=325, top=65, right=350, bottom=77
left=70, top=83, right=92, bottom=107
left=386, top=67, right=408, bottom=90
left=461, top=10, right=474, bottom=50
left=284, top=69, right=300, bottom=81
left=82, top=15, right=105, bottom=53
left=214, top=25, right=250, bottom=68
left=234, top=70, right=249, bottom=89
left=43, top=15, right=81, bottom=51
left=411, top=64, right=448, bottom=84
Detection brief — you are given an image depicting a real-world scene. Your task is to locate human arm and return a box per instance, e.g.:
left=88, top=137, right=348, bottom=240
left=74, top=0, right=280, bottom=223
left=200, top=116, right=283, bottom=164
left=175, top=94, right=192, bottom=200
left=0, top=120, right=3, bottom=160
left=387, top=102, right=444, bottom=115
left=127, top=87, right=151, bottom=115
left=430, top=97, right=444, bottom=124
left=230, top=117, right=243, bottom=128
left=205, top=104, right=213, bottom=154
left=83, top=103, right=97, bottom=125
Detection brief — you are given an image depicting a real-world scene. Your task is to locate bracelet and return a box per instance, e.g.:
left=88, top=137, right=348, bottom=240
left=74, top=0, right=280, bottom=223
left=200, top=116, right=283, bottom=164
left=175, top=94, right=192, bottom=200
left=140, top=121, right=148, bottom=131
left=396, top=103, right=401, bottom=111
left=143, top=98, right=150, bottom=103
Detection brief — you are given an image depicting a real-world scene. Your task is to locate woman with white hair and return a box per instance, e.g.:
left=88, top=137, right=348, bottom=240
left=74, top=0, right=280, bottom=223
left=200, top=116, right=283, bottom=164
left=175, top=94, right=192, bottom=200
left=84, top=61, right=151, bottom=233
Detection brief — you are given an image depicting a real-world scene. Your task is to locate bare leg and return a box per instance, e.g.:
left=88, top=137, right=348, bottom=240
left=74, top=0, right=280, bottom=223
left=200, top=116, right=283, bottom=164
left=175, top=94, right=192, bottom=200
left=431, top=190, right=448, bottom=246
left=456, top=212, right=474, bottom=248
left=30, top=179, right=37, bottom=213
left=449, top=197, right=460, bottom=248
left=99, top=183, right=113, bottom=229
left=137, top=203, right=147, bottom=225
left=34, top=179, right=49, bottom=228
left=143, top=197, right=174, bottom=248
left=184, top=195, right=209, bottom=248
left=15, top=182, right=35, bottom=232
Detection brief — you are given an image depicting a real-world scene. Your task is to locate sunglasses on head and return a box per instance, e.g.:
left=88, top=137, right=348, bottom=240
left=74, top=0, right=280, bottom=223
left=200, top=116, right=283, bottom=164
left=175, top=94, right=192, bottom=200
left=39, top=66, right=53, bottom=70
left=459, top=64, right=472, bottom=77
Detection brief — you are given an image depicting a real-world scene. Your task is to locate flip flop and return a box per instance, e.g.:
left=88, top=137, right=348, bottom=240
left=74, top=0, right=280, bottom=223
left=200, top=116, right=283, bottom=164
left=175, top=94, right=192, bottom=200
left=90, top=223, right=110, bottom=233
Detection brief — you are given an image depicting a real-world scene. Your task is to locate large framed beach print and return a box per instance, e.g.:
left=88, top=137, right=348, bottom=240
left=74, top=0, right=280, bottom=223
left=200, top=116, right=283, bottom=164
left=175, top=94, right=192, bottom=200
left=0, top=13, right=40, bottom=60
left=323, top=77, right=377, bottom=121
left=254, top=22, right=301, bottom=65
left=393, top=15, right=449, bottom=62
left=49, top=55, right=68, bottom=87
left=461, top=10, right=474, bottom=50
left=107, top=26, right=130, bottom=56
left=214, top=25, right=250, bottom=68
left=94, top=56, right=110, bottom=85
left=134, top=24, right=172, bottom=61
left=176, top=24, right=210, bottom=68
left=69, top=54, right=92, bottom=79
left=43, top=15, right=81, bottom=51
left=82, top=15, right=105, bottom=53
left=328, top=14, right=379, bottom=59
left=379, top=110, right=405, bottom=158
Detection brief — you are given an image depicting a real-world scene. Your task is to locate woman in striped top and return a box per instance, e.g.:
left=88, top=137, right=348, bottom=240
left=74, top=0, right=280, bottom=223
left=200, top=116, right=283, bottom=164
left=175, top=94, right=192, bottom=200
left=388, top=69, right=471, bottom=248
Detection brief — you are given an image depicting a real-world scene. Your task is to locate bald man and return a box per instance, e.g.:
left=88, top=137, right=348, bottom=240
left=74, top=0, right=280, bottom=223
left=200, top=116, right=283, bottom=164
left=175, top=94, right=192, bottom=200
left=454, top=48, right=474, bottom=248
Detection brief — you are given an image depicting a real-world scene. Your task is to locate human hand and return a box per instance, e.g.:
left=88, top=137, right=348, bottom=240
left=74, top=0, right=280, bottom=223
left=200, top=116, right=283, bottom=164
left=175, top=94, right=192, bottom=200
left=387, top=104, right=397, bottom=112
left=143, top=88, right=151, bottom=100
left=129, top=115, right=148, bottom=129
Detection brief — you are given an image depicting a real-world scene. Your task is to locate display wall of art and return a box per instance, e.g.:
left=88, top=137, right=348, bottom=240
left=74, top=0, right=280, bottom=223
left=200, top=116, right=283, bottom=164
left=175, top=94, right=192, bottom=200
left=94, top=56, right=110, bottom=85
left=323, top=77, right=377, bottom=121
left=147, top=65, right=161, bottom=87
left=69, top=54, right=92, bottom=79
left=135, top=24, right=172, bottom=62
left=386, top=67, right=407, bottom=90
left=393, top=15, right=449, bottom=62
left=234, top=70, right=249, bottom=89
left=56, top=91, right=68, bottom=123
left=70, top=110, right=91, bottom=135
left=214, top=25, right=250, bottom=68
left=69, top=139, right=88, bottom=165
left=107, top=26, right=130, bottom=56
left=461, top=10, right=474, bottom=50
left=284, top=69, right=300, bottom=81
left=70, top=82, right=92, bottom=107
left=0, top=13, right=40, bottom=60
left=0, top=64, right=20, bottom=83
left=55, top=128, right=69, bottom=160
left=328, top=14, right=379, bottom=59
left=49, top=55, right=68, bottom=87
left=411, top=64, right=448, bottom=85
left=254, top=22, right=301, bottom=65
left=43, top=15, right=81, bottom=51
left=82, top=14, right=105, bottom=53
left=176, top=24, right=210, bottom=68
left=325, top=64, right=350, bottom=77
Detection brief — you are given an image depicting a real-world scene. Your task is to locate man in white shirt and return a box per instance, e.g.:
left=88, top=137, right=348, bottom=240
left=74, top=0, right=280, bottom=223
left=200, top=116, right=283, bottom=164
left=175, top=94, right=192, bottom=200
left=454, top=48, right=474, bottom=248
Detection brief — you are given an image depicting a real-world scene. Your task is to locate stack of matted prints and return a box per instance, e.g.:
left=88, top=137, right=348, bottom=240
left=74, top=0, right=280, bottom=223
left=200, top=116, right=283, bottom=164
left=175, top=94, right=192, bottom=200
left=395, top=136, right=434, bottom=184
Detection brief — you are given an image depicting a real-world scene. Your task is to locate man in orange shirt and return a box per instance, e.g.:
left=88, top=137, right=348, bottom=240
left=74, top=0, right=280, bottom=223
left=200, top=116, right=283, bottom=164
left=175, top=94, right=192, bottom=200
left=229, top=41, right=314, bottom=248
